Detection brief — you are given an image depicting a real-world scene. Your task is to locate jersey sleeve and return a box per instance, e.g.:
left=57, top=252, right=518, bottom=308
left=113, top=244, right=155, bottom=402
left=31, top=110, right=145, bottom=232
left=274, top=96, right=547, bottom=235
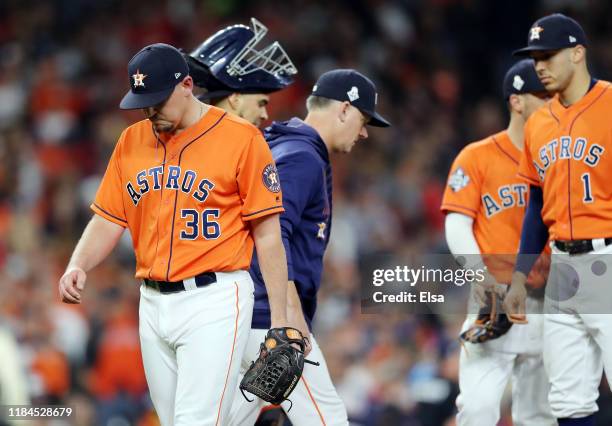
left=517, top=122, right=541, bottom=186
left=91, top=135, right=128, bottom=227
left=275, top=152, right=323, bottom=281
left=440, top=147, right=482, bottom=218
left=238, top=132, right=285, bottom=221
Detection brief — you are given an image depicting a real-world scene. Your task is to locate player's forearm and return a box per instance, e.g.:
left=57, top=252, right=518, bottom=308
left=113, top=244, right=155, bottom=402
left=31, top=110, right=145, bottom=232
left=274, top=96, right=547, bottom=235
left=515, top=185, right=548, bottom=276
left=287, top=281, right=309, bottom=332
left=67, top=215, right=125, bottom=272
left=252, top=214, right=288, bottom=326
left=445, top=213, right=484, bottom=269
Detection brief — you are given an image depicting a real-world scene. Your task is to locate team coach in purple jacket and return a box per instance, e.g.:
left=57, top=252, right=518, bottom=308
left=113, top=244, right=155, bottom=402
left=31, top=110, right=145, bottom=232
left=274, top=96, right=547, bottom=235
left=229, top=69, right=391, bottom=425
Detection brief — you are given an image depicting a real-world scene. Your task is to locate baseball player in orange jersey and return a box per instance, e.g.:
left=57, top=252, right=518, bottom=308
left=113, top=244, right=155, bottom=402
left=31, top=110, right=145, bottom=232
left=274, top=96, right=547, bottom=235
left=185, top=18, right=297, bottom=129
left=441, top=59, right=555, bottom=425
left=505, top=14, right=612, bottom=425
left=57, top=43, right=291, bottom=426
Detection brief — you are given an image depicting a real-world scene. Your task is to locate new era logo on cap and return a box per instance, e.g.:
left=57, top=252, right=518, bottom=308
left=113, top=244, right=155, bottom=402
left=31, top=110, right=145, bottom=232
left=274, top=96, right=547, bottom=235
left=569, top=35, right=577, bottom=43
left=347, top=86, right=360, bottom=102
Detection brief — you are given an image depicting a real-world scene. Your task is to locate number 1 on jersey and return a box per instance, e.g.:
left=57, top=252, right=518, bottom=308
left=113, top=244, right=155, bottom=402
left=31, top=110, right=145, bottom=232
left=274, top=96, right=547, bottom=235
left=581, top=172, right=594, bottom=203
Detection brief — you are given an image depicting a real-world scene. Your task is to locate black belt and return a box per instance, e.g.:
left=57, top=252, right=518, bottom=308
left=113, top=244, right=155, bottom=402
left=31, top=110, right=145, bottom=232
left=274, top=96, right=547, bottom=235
left=143, top=272, right=217, bottom=294
left=554, top=238, right=612, bottom=255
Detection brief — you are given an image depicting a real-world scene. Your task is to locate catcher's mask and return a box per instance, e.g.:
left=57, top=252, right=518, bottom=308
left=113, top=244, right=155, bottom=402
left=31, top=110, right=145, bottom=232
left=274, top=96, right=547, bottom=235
left=187, top=18, right=297, bottom=100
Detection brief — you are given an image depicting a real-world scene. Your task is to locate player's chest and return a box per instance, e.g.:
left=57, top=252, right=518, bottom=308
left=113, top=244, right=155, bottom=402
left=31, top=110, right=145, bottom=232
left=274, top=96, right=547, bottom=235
left=121, top=145, right=238, bottom=208
left=480, top=162, right=527, bottom=218
left=530, top=115, right=610, bottom=179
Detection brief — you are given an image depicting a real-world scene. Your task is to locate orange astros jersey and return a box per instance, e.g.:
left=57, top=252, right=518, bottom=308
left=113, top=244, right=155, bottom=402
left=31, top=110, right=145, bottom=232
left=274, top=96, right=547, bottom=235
left=91, top=106, right=284, bottom=282
left=441, top=130, right=548, bottom=286
left=518, top=80, right=612, bottom=241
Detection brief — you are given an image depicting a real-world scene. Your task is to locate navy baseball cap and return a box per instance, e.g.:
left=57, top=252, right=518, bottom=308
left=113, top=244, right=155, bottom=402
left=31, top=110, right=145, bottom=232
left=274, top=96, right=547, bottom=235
left=120, top=43, right=190, bottom=110
left=502, top=59, right=547, bottom=99
left=311, top=69, right=390, bottom=127
left=513, top=13, right=587, bottom=57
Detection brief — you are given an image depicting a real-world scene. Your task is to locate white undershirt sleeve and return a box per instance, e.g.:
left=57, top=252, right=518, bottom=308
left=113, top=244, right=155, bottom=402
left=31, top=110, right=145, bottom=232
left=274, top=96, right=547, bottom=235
left=445, top=212, right=484, bottom=270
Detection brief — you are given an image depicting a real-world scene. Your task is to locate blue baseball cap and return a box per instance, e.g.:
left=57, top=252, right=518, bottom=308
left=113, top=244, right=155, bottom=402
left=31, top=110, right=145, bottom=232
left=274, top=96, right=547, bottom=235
left=513, top=13, right=587, bottom=57
left=311, top=69, right=390, bottom=127
left=502, top=59, right=547, bottom=99
left=120, top=43, right=190, bottom=110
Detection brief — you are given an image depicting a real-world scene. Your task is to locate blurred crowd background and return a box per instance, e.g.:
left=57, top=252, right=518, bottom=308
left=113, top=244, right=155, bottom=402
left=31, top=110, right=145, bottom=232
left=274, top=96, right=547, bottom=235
left=1, top=0, right=612, bottom=425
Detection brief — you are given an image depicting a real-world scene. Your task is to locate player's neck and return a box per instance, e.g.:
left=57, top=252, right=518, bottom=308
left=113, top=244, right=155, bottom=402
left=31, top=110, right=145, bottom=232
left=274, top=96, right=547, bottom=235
left=176, top=98, right=209, bottom=135
left=303, top=112, right=333, bottom=153
left=506, top=117, right=525, bottom=151
left=559, top=70, right=591, bottom=107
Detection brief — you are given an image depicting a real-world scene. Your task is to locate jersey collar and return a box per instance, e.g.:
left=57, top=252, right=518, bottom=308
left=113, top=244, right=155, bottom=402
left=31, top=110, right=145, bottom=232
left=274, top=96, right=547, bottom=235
left=550, top=79, right=605, bottom=116
left=492, top=130, right=521, bottom=164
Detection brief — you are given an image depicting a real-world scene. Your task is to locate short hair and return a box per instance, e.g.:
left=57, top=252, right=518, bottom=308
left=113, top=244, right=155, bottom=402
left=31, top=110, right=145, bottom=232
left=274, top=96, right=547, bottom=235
left=306, top=95, right=336, bottom=112
left=209, top=96, right=227, bottom=106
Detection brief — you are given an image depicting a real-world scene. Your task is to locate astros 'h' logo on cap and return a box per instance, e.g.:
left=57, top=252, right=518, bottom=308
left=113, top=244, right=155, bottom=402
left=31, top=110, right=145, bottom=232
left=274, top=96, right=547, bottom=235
left=530, top=26, right=544, bottom=41
left=132, top=70, right=147, bottom=88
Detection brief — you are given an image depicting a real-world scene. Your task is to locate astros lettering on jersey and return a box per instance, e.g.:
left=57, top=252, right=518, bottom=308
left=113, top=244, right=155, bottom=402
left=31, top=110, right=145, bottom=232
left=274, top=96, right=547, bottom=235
left=442, top=130, right=548, bottom=286
left=92, top=106, right=284, bottom=281
left=518, top=80, right=612, bottom=241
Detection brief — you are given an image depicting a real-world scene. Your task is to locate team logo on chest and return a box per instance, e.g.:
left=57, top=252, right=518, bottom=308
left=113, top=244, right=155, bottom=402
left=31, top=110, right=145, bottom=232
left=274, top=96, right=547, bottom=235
left=533, top=136, right=605, bottom=181
left=482, top=184, right=528, bottom=217
left=262, top=163, right=281, bottom=193
left=125, top=165, right=215, bottom=206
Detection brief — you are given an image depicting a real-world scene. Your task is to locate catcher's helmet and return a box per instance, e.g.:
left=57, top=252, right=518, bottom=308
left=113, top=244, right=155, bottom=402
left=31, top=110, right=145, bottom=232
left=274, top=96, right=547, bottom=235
left=187, top=18, right=297, bottom=99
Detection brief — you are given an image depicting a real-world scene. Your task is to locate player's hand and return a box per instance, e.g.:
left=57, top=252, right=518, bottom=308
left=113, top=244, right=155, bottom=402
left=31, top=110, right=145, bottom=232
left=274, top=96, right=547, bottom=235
left=503, top=281, right=528, bottom=324
left=472, top=270, right=498, bottom=307
left=59, top=267, right=87, bottom=304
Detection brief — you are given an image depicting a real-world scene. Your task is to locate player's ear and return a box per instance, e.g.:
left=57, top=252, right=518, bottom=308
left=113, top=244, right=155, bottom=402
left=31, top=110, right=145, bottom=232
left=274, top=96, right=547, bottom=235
left=571, top=45, right=586, bottom=64
left=227, top=93, right=242, bottom=110
left=508, top=94, right=522, bottom=114
left=338, top=101, right=350, bottom=123
left=180, top=76, right=194, bottom=96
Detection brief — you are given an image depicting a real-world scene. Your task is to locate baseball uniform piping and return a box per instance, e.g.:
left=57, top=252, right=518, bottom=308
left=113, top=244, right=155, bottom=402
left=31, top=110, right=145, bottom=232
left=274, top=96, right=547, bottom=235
left=165, top=112, right=227, bottom=281
left=301, top=375, right=327, bottom=425
left=215, top=281, right=240, bottom=426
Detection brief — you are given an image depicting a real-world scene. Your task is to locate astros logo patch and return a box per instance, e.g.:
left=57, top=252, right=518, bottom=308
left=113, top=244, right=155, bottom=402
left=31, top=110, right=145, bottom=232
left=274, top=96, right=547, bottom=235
left=262, top=163, right=281, bottom=193
left=132, top=69, right=147, bottom=88
left=530, top=26, right=544, bottom=41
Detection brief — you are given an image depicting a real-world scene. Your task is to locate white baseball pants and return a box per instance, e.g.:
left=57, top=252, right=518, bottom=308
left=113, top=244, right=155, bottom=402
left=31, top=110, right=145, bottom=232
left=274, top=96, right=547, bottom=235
left=139, top=270, right=254, bottom=426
